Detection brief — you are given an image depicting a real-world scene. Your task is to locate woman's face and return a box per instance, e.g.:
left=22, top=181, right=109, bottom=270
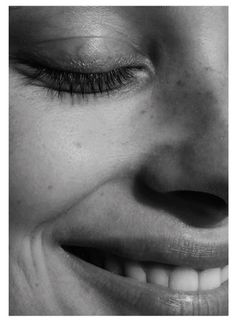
left=9, top=7, right=228, bottom=315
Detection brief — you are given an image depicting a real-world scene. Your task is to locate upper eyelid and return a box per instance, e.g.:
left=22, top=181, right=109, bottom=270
left=33, top=35, right=151, bottom=67
left=35, top=35, right=141, bottom=53
left=10, top=53, right=154, bottom=77
left=10, top=56, right=142, bottom=78
left=28, top=65, right=136, bottom=81
left=10, top=36, right=156, bottom=75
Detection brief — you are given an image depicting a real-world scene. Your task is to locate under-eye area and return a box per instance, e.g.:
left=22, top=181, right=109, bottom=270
left=61, top=246, right=228, bottom=292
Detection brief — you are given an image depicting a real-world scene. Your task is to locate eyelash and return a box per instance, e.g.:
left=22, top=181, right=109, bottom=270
left=18, top=62, right=137, bottom=99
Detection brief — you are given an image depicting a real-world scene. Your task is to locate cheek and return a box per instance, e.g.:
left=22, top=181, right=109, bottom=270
left=9, top=95, right=143, bottom=228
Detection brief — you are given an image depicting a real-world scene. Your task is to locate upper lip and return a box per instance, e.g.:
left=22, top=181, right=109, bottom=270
left=53, top=190, right=228, bottom=270
left=59, top=227, right=228, bottom=270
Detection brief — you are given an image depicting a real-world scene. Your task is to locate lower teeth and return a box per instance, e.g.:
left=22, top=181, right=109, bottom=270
left=63, top=246, right=228, bottom=292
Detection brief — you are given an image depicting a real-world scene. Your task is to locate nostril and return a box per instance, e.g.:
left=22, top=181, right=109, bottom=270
left=167, top=191, right=227, bottom=210
left=166, top=190, right=228, bottom=227
left=133, top=176, right=227, bottom=228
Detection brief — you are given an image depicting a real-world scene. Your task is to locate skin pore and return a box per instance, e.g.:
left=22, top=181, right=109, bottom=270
left=9, top=7, right=228, bottom=315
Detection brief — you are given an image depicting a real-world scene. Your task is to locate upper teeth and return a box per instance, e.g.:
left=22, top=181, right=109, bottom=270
left=101, top=255, right=228, bottom=292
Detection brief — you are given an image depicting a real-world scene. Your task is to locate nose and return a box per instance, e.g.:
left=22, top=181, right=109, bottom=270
left=140, top=129, right=228, bottom=202
left=138, top=9, right=228, bottom=203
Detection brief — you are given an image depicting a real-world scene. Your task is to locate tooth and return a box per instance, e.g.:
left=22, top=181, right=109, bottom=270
left=199, top=268, right=221, bottom=291
left=124, top=260, right=146, bottom=282
left=221, top=265, right=228, bottom=283
left=146, top=263, right=169, bottom=287
left=169, top=267, right=198, bottom=291
left=104, top=256, right=123, bottom=275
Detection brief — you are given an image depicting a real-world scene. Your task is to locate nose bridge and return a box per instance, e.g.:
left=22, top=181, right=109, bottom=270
left=186, top=62, right=228, bottom=175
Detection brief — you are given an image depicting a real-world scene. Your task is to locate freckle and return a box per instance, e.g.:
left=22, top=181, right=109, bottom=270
left=17, top=200, right=22, bottom=205
left=176, top=79, right=185, bottom=87
left=35, top=282, right=39, bottom=287
left=100, top=192, right=104, bottom=196
left=150, top=115, right=154, bottom=119
left=205, top=66, right=212, bottom=72
left=48, top=185, right=53, bottom=190
left=140, top=110, right=147, bottom=115
left=75, top=142, right=82, bottom=148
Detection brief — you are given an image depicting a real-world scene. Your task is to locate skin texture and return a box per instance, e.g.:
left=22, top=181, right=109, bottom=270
left=9, top=7, right=228, bottom=315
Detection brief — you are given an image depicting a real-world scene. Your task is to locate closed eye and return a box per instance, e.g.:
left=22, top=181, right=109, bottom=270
left=11, top=58, right=142, bottom=99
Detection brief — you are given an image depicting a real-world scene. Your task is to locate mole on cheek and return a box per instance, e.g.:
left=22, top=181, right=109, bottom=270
left=47, top=185, right=53, bottom=190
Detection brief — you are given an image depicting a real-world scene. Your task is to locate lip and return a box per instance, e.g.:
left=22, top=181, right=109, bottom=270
left=53, top=215, right=228, bottom=270
left=50, top=186, right=228, bottom=314
left=52, top=216, right=228, bottom=315
left=60, top=230, right=228, bottom=270
left=57, top=246, right=228, bottom=315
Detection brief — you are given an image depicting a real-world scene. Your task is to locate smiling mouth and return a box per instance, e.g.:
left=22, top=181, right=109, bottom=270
left=62, top=245, right=228, bottom=293
left=56, top=223, right=228, bottom=315
left=52, top=186, right=228, bottom=315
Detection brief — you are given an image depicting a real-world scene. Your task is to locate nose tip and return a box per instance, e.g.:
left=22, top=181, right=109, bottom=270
left=133, top=174, right=228, bottom=228
left=139, top=140, right=228, bottom=203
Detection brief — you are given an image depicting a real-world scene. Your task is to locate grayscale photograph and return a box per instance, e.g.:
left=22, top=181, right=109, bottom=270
left=9, top=6, right=228, bottom=315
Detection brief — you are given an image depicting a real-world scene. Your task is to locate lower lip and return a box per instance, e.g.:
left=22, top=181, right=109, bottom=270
left=60, top=248, right=228, bottom=315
